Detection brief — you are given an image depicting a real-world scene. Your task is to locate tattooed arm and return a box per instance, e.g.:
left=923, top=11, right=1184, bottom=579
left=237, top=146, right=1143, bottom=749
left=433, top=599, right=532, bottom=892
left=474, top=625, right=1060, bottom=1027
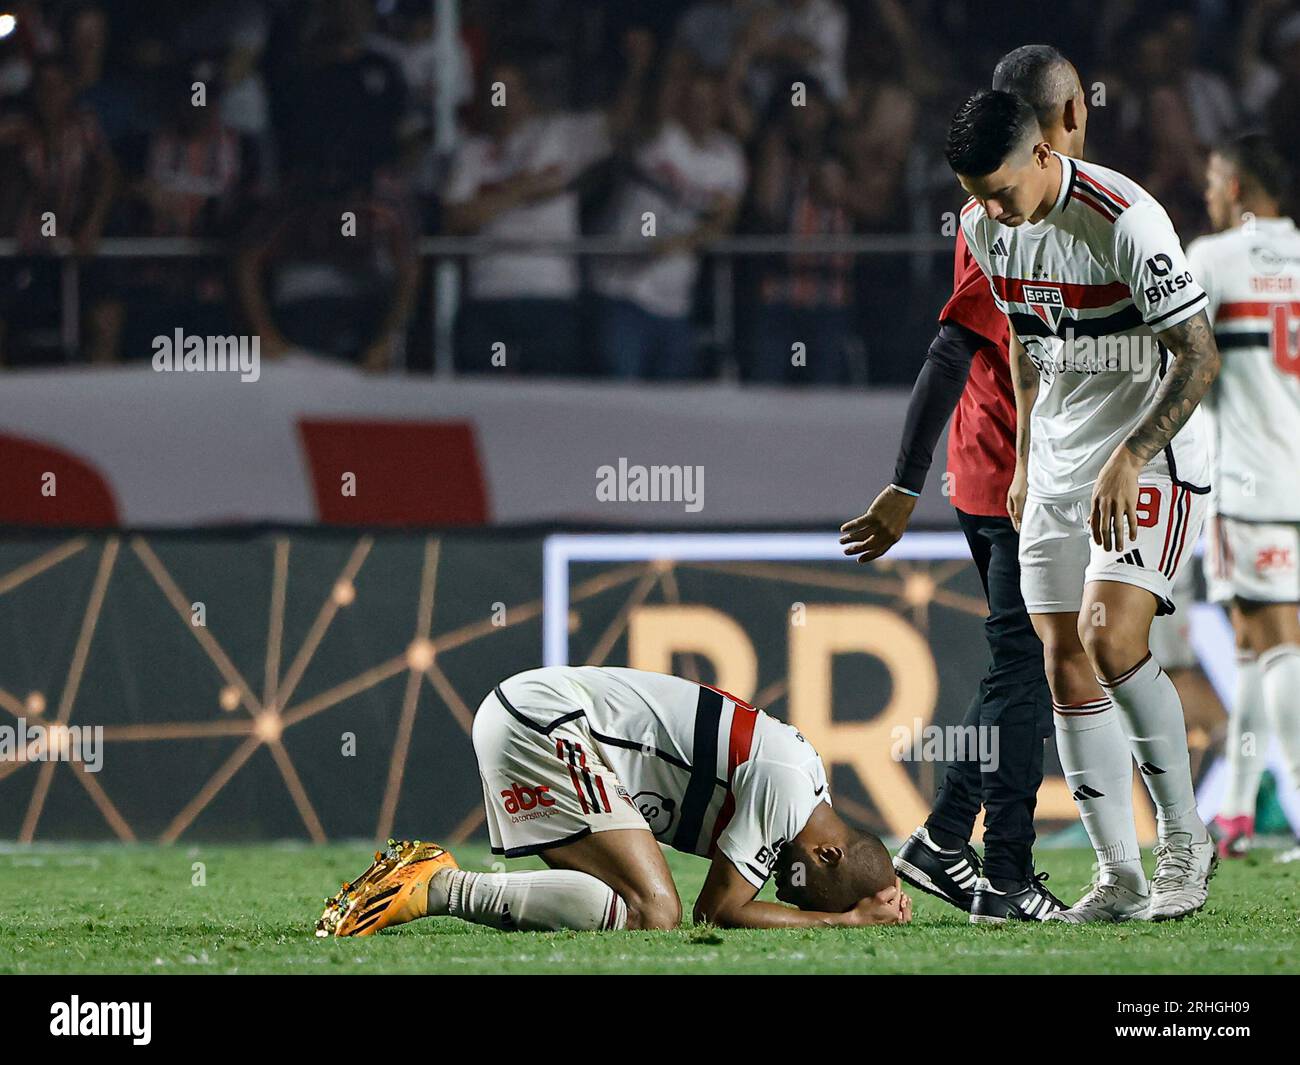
left=1006, top=328, right=1039, bottom=531
left=1124, top=309, right=1221, bottom=461
left=1089, top=309, right=1221, bottom=549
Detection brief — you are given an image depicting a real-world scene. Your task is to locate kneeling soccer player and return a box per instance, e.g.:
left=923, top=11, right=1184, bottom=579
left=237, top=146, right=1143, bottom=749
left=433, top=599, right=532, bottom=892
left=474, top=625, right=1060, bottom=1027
left=317, top=666, right=910, bottom=934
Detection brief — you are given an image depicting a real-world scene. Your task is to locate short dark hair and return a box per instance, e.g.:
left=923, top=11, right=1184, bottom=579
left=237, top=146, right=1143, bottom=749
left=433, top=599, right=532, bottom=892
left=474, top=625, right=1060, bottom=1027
left=1217, top=132, right=1292, bottom=204
left=992, top=44, right=1078, bottom=131
left=945, top=89, right=1040, bottom=177
left=796, top=831, right=895, bottom=913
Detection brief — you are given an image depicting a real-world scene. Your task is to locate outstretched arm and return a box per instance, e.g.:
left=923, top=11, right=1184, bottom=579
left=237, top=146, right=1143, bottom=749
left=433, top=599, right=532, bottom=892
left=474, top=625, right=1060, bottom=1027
left=840, top=321, right=982, bottom=562
left=693, top=855, right=910, bottom=929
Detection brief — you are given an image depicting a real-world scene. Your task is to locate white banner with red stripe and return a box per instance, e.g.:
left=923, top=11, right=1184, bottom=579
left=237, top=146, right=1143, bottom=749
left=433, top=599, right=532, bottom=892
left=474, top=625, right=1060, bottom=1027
left=0, top=355, right=956, bottom=529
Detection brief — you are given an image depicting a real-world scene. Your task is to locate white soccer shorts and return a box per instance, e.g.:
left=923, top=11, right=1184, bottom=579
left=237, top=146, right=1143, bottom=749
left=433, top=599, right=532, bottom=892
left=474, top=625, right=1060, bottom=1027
left=1204, top=514, right=1300, bottom=605
left=473, top=688, right=647, bottom=858
left=1020, top=476, right=1208, bottom=615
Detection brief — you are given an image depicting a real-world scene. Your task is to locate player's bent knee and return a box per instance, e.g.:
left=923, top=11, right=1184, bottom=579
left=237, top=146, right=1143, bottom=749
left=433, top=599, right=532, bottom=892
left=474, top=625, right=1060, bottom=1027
left=626, top=893, right=682, bottom=931
left=1078, top=621, right=1142, bottom=682
left=1040, top=644, right=1093, bottom=701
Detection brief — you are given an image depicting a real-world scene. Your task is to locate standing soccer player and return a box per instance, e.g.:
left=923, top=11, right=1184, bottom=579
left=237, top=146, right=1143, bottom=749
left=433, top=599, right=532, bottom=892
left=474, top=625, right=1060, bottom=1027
left=842, top=45, right=1087, bottom=924
left=1190, top=134, right=1300, bottom=863
left=946, top=90, right=1222, bottom=922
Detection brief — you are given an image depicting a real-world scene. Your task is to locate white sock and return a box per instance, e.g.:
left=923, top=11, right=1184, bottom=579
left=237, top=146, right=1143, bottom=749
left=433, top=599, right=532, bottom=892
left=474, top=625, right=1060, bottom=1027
left=1102, top=654, right=1205, bottom=842
left=1054, top=699, right=1146, bottom=891
left=1260, top=645, right=1300, bottom=796
left=1221, top=652, right=1268, bottom=819
left=427, top=867, right=627, bottom=932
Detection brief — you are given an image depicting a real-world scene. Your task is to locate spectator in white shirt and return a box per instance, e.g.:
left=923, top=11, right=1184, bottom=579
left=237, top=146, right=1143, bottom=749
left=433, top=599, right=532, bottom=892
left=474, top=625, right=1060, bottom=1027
left=589, top=71, right=747, bottom=379
left=442, top=33, right=652, bottom=375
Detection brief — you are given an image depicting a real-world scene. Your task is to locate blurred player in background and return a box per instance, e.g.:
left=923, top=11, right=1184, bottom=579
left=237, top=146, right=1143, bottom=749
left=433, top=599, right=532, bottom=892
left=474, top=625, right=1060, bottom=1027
left=844, top=45, right=1085, bottom=925
left=948, top=89, right=1222, bottom=922
left=1189, top=133, right=1300, bottom=864
left=318, top=666, right=911, bottom=935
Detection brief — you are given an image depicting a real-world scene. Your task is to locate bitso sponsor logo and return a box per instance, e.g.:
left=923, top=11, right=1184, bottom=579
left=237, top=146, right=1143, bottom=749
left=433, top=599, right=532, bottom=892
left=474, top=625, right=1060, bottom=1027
left=1142, top=253, right=1195, bottom=304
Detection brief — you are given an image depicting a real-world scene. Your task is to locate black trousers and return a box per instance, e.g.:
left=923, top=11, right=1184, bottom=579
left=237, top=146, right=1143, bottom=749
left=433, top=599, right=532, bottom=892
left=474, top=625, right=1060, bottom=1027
left=925, top=509, right=1053, bottom=882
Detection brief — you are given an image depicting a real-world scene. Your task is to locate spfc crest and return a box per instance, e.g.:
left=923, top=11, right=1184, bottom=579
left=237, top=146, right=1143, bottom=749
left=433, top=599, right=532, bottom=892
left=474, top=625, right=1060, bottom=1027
left=1022, top=283, right=1065, bottom=332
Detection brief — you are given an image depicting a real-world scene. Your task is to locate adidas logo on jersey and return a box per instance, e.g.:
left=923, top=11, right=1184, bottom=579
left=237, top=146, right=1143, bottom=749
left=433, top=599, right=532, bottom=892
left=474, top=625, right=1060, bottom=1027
left=1073, top=784, right=1105, bottom=800
left=991, top=237, right=1009, bottom=258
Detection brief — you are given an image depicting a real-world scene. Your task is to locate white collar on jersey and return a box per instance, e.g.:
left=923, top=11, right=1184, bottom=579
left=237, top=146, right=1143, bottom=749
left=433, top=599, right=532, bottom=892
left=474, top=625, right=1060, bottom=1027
left=1027, top=152, right=1073, bottom=229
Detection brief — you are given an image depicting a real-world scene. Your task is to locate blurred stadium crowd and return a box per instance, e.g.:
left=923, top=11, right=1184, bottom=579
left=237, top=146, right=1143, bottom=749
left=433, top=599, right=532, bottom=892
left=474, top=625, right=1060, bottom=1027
left=1, top=0, right=1298, bottom=381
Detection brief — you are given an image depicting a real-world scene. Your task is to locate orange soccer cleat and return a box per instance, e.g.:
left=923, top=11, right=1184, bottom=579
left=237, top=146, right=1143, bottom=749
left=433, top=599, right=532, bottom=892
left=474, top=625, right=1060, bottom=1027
left=315, top=839, right=458, bottom=937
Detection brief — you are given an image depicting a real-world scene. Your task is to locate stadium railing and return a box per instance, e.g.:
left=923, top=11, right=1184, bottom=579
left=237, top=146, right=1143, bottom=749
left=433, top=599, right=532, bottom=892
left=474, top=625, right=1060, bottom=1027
left=0, top=233, right=953, bottom=374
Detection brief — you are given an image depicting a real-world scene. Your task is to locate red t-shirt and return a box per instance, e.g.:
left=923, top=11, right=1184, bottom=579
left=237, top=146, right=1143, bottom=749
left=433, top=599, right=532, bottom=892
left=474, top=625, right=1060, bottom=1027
left=939, top=229, right=1017, bottom=518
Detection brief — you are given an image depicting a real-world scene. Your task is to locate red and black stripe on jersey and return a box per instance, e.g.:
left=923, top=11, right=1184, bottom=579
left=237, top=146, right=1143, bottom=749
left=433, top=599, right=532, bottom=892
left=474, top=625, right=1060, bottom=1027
left=671, top=685, right=758, bottom=855
left=994, top=273, right=1144, bottom=340
left=1214, top=300, right=1300, bottom=350
left=493, top=681, right=759, bottom=854
left=1067, top=167, right=1131, bottom=223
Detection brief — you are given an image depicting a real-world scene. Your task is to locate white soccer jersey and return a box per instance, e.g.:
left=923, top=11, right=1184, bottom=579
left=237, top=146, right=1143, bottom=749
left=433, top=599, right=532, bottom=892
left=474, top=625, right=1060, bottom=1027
left=491, top=666, right=828, bottom=887
left=1187, top=217, right=1300, bottom=522
left=961, top=154, right=1212, bottom=503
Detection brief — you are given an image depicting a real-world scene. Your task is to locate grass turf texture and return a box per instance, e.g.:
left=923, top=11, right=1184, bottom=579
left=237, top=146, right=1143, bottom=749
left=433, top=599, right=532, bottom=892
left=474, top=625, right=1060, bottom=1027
left=1, top=842, right=1297, bottom=974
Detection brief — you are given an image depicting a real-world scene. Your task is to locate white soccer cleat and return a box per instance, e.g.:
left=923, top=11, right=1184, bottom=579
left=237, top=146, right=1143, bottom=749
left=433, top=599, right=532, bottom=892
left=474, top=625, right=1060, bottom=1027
left=1142, top=831, right=1217, bottom=922
left=1274, top=842, right=1300, bottom=864
left=1045, top=881, right=1149, bottom=923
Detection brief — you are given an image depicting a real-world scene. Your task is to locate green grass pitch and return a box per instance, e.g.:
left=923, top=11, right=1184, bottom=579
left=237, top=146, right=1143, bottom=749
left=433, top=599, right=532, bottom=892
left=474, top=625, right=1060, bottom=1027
left=1, top=842, right=1297, bottom=974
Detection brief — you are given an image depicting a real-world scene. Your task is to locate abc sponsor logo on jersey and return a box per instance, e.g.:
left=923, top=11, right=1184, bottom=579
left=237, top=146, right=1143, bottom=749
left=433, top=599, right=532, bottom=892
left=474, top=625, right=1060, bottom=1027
left=1143, top=253, right=1195, bottom=306
left=499, top=782, right=558, bottom=823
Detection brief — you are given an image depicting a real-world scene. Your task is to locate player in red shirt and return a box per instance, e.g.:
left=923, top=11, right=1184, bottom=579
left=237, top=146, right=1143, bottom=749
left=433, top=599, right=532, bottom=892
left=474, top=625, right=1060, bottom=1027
left=841, top=46, right=1086, bottom=923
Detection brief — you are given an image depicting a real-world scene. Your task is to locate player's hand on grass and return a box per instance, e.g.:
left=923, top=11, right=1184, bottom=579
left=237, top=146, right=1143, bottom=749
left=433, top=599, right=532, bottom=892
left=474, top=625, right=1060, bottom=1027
left=1006, top=464, right=1028, bottom=531
left=1090, top=445, right=1142, bottom=551
left=846, top=880, right=912, bottom=926
left=840, top=486, right=917, bottom=562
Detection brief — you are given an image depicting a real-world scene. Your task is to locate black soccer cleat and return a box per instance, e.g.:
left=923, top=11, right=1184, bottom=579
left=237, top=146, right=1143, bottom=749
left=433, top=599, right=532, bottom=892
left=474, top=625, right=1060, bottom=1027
left=893, top=826, right=982, bottom=913
left=969, top=871, right=1067, bottom=924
